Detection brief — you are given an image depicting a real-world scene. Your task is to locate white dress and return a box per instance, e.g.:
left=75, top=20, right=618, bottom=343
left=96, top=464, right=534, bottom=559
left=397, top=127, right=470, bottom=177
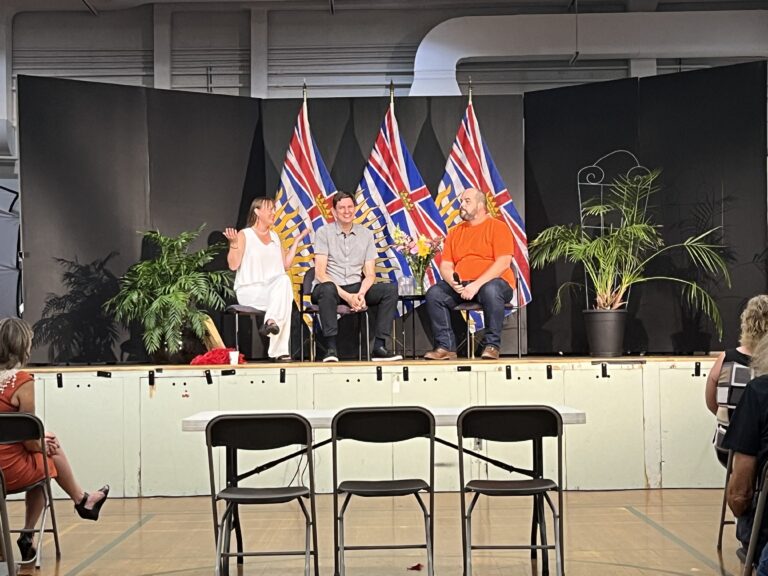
left=234, top=228, right=293, bottom=358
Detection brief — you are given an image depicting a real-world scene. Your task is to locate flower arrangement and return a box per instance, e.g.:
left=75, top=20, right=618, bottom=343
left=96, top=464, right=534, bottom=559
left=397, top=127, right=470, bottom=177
left=392, top=227, right=444, bottom=295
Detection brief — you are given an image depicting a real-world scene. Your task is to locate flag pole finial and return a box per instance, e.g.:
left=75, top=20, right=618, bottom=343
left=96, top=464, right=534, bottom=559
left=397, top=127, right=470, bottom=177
left=389, top=80, right=394, bottom=106
left=468, top=76, right=473, bottom=104
left=302, top=80, right=307, bottom=103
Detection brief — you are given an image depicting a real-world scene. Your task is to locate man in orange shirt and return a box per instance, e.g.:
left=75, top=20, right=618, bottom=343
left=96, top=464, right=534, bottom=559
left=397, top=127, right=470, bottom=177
left=424, top=188, right=516, bottom=360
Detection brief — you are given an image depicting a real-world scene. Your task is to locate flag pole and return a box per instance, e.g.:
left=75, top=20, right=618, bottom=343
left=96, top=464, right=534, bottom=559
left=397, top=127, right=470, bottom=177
left=468, top=75, right=473, bottom=104
left=302, top=79, right=307, bottom=104
left=389, top=79, right=394, bottom=108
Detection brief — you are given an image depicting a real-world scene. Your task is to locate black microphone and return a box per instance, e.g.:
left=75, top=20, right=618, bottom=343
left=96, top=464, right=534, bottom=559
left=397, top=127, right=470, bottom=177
left=453, top=272, right=461, bottom=284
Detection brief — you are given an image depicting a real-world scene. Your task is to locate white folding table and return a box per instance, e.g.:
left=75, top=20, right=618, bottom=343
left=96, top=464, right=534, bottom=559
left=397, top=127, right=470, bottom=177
left=182, top=404, right=586, bottom=432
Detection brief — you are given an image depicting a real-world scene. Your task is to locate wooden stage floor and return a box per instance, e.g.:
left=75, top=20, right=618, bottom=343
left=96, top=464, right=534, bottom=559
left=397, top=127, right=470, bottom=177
left=3, top=489, right=745, bottom=576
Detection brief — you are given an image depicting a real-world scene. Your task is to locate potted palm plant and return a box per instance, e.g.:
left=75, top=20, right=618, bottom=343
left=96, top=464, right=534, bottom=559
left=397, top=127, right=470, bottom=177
left=528, top=170, right=730, bottom=357
left=105, top=226, right=233, bottom=363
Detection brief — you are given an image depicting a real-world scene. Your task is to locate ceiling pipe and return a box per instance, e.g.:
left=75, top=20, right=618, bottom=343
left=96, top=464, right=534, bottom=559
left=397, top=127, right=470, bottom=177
left=81, top=0, right=99, bottom=15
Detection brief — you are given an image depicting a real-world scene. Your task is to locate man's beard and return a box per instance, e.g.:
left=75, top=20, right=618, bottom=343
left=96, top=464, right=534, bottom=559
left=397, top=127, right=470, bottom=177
left=460, top=209, right=473, bottom=221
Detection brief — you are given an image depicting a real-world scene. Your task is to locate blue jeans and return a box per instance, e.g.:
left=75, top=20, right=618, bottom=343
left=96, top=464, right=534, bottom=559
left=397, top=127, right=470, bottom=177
left=759, top=544, right=768, bottom=576
left=424, top=278, right=514, bottom=351
left=737, top=502, right=768, bottom=575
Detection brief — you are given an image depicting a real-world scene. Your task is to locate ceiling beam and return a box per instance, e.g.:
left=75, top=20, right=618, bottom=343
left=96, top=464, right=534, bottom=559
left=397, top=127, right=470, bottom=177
left=626, top=0, right=659, bottom=10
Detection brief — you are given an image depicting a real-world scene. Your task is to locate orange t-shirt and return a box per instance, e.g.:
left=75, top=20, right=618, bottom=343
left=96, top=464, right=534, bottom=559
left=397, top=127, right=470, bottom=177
left=442, top=217, right=516, bottom=289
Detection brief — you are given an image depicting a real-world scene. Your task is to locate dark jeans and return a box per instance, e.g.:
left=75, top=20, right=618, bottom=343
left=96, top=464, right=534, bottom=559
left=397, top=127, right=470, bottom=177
left=311, top=281, right=398, bottom=343
left=737, top=496, right=768, bottom=574
left=425, top=278, right=514, bottom=351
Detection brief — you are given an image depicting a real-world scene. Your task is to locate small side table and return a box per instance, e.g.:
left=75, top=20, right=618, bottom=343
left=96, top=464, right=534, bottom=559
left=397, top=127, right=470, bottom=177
left=398, top=294, right=427, bottom=359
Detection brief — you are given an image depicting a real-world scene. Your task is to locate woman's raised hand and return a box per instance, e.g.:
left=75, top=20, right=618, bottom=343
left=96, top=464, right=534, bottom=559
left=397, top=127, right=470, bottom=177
left=223, top=228, right=239, bottom=245
left=297, top=227, right=311, bottom=242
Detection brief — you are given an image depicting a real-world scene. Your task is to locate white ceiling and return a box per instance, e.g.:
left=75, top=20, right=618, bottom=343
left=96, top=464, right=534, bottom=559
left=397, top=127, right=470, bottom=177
left=58, top=0, right=768, bottom=14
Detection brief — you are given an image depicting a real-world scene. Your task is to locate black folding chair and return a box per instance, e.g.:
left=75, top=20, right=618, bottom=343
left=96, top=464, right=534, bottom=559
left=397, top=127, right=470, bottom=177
left=458, top=406, right=564, bottom=576
left=716, top=361, right=753, bottom=550
left=332, top=407, right=435, bottom=576
left=0, top=469, right=16, bottom=576
left=0, top=413, right=61, bottom=571
left=742, top=460, right=768, bottom=575
left=454, top=267, right=523, bottom=358
left=206, top=413, right=319, bottom=576
left=299, top=268, right=370, bottom=361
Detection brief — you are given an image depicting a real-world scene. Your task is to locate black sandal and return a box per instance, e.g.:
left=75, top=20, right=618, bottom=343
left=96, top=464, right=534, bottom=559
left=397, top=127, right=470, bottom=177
left=259, top=322, right=280, bottom=337
left=75, top=485, right=110, bottom=521
left=17, top=531, right=36, bottom=562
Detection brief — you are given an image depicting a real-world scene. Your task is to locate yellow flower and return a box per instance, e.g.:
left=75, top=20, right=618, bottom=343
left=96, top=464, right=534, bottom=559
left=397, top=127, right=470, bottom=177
left=417, top=236, right=430, bottom=258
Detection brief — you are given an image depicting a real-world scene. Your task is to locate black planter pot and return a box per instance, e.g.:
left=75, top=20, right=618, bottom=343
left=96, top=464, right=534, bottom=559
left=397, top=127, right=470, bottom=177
left=149, top=330, right=207, bottom=364
left=583, top=309, right=627, bottom=357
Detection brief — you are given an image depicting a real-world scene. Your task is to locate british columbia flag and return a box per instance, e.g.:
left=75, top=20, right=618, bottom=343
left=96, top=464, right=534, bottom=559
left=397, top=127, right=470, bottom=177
left=435, top=101, right=532, bottom=306
left=272, top=101, right=336, bottom=301
left=358, top=102, right=447, bottom=296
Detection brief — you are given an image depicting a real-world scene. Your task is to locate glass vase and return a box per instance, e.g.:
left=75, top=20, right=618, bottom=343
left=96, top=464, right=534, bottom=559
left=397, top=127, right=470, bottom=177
left=414, top=269, right=426, bottom=295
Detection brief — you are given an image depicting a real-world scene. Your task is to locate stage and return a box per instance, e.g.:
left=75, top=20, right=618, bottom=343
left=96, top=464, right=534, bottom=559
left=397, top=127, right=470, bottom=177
left=25, top=355, right=721, bottom=499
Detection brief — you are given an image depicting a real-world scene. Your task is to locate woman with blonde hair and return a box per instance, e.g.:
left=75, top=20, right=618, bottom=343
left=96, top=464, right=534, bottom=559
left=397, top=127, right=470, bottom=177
left=223, top=197, right=309, bottom=361
left=0, top=318, right=108, bottom=562
left=705, top=294, right=768, bottom=415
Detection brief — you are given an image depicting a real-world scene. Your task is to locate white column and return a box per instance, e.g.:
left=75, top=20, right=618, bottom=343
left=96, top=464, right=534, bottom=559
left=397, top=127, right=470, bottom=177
left=153, top=5, right=172, bottom=90
left=629, top=58, right=657, bottom=78
left=250, top=8, right=267, bottom=98
left=0, top=4, right=15, bottom=157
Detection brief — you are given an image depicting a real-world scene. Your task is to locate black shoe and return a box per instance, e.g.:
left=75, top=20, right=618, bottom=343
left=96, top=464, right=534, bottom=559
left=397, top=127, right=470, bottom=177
left=275, top=354, right=292, bottom=363
left=259, top=322, right=280, bottom=337
left=371, top=346, right=403, bottom=362
left=75, top=485, right=109, bottom=521
left=322, top=348, right=339, bottom=362
left=17, top=531, right=35, bottom=562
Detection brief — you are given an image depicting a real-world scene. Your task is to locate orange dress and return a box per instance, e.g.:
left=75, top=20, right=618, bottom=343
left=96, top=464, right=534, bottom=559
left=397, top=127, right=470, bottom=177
left=0, top=371, right=58, bottom=492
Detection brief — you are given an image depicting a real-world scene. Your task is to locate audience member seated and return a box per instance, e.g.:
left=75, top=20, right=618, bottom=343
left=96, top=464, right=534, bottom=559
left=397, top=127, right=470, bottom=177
left=706, top=295, right=768, bottom=464
left=224, top=197, right=308, bottom=362
left=724, top=333, right=768, bottom=573
left=423, top=188, right=516, bottom=361
left=311, top=191, right=400, bottom=362
left=0, top=318, right=108, bottom=561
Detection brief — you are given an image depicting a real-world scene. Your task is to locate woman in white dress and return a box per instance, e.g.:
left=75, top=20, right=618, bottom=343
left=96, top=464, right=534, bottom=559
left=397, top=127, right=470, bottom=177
left=224, top=197, right=308, bottom=361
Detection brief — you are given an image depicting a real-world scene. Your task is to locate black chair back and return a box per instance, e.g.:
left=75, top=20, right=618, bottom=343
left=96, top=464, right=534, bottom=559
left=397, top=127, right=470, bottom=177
left=333, top=407, right=434, bottom=444
left=743, top=459, right=768, bottom=573
left=0, top=413, right=45, bottom=445
left=206, top=414, right=312, bottom=452
left=458, top=406, right=561, bottom=443
left=301, top=268, right=315, bottom=300
left=0, top=413, right=59, bottom=569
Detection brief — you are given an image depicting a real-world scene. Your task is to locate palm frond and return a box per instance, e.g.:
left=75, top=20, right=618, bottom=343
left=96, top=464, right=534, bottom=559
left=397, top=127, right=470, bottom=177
left=529, top=168, right=730, bottom=324
left=104, top=224, right=230, bottom=357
